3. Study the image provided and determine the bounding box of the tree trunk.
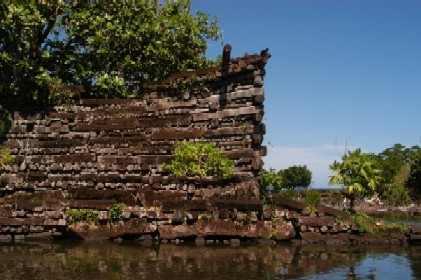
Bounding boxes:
[350,197,355,213]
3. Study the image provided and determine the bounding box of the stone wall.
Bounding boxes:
[0,46,270,240]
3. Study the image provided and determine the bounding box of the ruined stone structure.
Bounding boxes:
[0,46,272,241]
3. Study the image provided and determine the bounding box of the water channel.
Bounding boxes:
[1,241,421,280]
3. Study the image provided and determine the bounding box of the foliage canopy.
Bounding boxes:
[261,165,312,198]
[376,144,420,186]
[407,151,421,200]
[280,165,312,189]
[0,0,221,109]
[375,143,420,203]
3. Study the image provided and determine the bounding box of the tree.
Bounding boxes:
[407,151,421,200]
[375,143,420,204]
[163,141,233,179]
[377,143,420,185]
[329,149,382,211]
[280,165,312,189]
[0,0,221,109]
[58,0,221,97]
[381,162,412,205]
[0,2,63,108]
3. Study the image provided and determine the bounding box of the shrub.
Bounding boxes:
[0,146,13,167]
[305,189,321,209]
[328,189,342,199]
[66,208,99,224]
[163,141,233,179]
[108,203,125,221]
[353,212,377,233]
[351,211,408,233]
[261,168,283,197]
[381,183,411,206]
[281,189,299,199]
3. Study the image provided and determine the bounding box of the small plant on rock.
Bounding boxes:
[352,211,377,233]
[66,208,99,225]
[108,203,125,222]
[328,189,342,199]
[198,212,211,220]
[281,189,299,200]
[261,168,283,198]
[350,211,408,234]
[163,141,233,179]
[0,146,13,167]
[304,189,321,211]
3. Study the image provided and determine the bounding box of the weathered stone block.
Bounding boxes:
[211,199,262,211]
[298,217,335,227]
[272,196,306,211]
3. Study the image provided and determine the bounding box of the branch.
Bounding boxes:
[31,13,57,59]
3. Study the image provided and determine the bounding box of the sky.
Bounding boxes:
[192,0,421,188]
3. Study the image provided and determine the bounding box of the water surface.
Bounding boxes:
[1,242,421,280]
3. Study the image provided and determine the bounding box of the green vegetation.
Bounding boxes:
[0,0,221,109]
[66,204,126,225]
[281,189,300,199]
[329,149,382,211]
[107,203,125,222]
[261,165,312,198]
[280,165,312,189]
[328,189,342,199]
[351,211,408,234]
[381,183,411,206]
[0,146,13,167]
[0,106,11,135]
[304,189,321,211]
[198,212,211,220]
[163,141,233,179]
[261,168,283,197]
[262,143,420,206]
[66,208,99,225]
[376,144,420,203]
[328,144,420,205]
[407,151,421,200]
[334,214,351,229]
[352,211,378,233]
[376,144,420,185]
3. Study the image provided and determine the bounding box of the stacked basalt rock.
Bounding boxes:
[0,46,270,241]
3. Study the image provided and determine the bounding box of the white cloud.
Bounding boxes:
[263,145,344,188]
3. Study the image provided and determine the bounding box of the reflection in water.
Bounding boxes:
[0,242,419,280]
[410,247,421,280]
[373,212,421,228]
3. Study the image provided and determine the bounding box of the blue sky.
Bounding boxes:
[192,0,421,188]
